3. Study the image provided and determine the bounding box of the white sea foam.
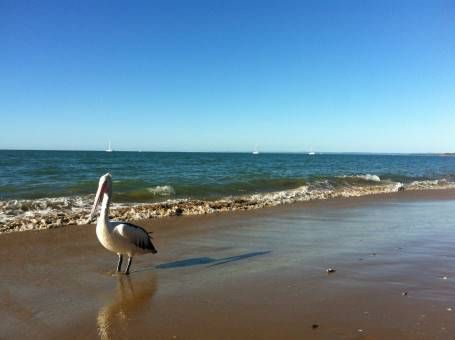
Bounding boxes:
[340,174,381,182]
[406,179,455,190]
[1,179,455,233]
[357,174,381,182]
[146,185,175,196]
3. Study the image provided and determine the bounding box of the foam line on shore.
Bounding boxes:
[2,179,455,233]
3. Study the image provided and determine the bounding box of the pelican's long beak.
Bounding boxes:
[89,181,107,223]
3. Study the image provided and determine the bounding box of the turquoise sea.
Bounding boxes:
[2,150,455,231]
[2,150,455,202]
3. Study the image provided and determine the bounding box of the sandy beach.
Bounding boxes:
[2,190,455,339]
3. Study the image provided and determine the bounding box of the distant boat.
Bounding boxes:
[252,145,259,155]
[308,151,315,155]
[106,141,113,152]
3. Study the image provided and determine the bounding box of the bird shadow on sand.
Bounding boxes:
[155,251,271,270]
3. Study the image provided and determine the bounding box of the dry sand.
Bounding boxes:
[2,190,455,339]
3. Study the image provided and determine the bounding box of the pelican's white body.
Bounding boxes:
[96,218,151,257]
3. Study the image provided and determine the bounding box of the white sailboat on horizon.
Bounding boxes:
[252,145,259,155]
[106,140,113,152]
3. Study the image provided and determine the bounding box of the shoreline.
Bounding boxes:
[2,189,455,338]
[2,185,455,234]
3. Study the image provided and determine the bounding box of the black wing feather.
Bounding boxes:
[121,222,157,252]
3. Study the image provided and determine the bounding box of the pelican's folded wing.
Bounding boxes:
[112,222,156,252]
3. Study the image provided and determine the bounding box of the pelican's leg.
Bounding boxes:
[116,254,123,272]
[124,256,133,275]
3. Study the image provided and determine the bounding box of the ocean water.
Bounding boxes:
[2,150,455,232]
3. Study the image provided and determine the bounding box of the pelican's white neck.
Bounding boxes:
[99,192,111,225]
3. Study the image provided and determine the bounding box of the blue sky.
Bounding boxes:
[1,0,454,152]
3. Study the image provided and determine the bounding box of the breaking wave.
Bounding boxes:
[2,176,455,233]
[348,174,381,182]
[147,185,175,196]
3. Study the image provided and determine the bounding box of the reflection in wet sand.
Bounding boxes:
[97,273,157,339]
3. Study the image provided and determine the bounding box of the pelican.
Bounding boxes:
[89,173,157,274]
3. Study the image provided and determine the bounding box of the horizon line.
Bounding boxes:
[0,148,453,156]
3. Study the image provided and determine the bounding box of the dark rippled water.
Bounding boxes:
[1,150,455,202]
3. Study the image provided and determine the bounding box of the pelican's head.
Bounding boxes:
[89,173,113,222]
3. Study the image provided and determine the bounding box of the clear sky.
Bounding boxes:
[1,0,454,153]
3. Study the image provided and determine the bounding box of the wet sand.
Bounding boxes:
[2,190,455,339]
